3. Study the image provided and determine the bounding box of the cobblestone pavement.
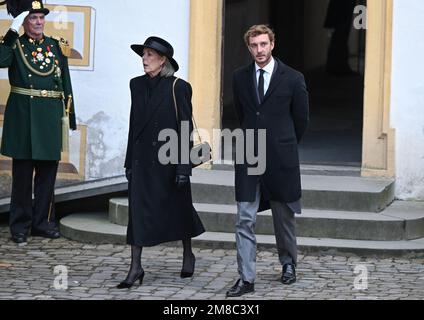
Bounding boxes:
[0,225,424,300]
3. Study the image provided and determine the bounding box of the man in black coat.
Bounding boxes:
[226,25,309,298]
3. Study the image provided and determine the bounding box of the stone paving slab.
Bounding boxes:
[1,225,424,300]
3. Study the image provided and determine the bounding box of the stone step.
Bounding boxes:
[0,168,395,215]
[212,163,362,177]
[59,212,424,257]
[109,198,424,241]
[190,169,394,212]
[0,176,128,214]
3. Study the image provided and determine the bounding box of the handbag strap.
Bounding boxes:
[172,77,203,143]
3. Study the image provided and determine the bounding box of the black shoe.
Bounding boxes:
[31,229,60,239]
[180,253,196,278]
[11,233,27,245]
[117,270,145,289]
[226,279,254,298]
[281,263,297,285]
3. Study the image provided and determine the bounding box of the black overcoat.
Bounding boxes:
[124,75,205,247]
[232,58,309,211]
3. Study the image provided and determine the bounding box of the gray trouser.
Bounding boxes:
[236,182,297,283]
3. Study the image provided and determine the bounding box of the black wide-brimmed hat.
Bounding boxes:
[0,0,49,18]
[131,36,179,72]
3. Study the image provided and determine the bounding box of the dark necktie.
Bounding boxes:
[258,69,265,103]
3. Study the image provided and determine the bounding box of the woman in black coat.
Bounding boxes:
[117,37,205,289]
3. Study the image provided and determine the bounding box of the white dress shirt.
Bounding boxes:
[255,57,275,95]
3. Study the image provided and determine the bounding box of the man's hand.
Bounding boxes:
[175,175,189,189]
[125,168,132,181]
[10,11,30,33]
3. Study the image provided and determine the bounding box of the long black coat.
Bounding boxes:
[232,58,309,210]
[124,75,205,247]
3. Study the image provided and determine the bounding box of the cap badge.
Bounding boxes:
[32,1,42,10]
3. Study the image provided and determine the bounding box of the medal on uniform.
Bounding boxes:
[55,65,62,78]
[30,45,55,70]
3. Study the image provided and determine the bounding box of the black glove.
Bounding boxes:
[125,168,132,181]
[175,175,189,189]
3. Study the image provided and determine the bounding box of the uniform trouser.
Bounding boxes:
[236,181,297,283]
[9,159,59,235]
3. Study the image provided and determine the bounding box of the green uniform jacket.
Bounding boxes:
[0,29,76,161]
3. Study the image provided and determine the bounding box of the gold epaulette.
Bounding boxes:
[53,37,71,57]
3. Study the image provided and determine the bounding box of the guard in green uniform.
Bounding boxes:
[0,0,76,244]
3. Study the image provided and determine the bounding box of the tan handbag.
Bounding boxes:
[172,78,212,168]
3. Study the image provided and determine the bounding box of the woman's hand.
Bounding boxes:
[175,175,189,188]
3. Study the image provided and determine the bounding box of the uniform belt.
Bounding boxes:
[10,86,64,99]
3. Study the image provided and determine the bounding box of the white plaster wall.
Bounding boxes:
[45,0,190,179]
[391,0,424,200]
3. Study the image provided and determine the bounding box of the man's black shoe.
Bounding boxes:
[31,229,60,239]
[281,263,297,285]
[11,233,27,245]
[226,279,254,298]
